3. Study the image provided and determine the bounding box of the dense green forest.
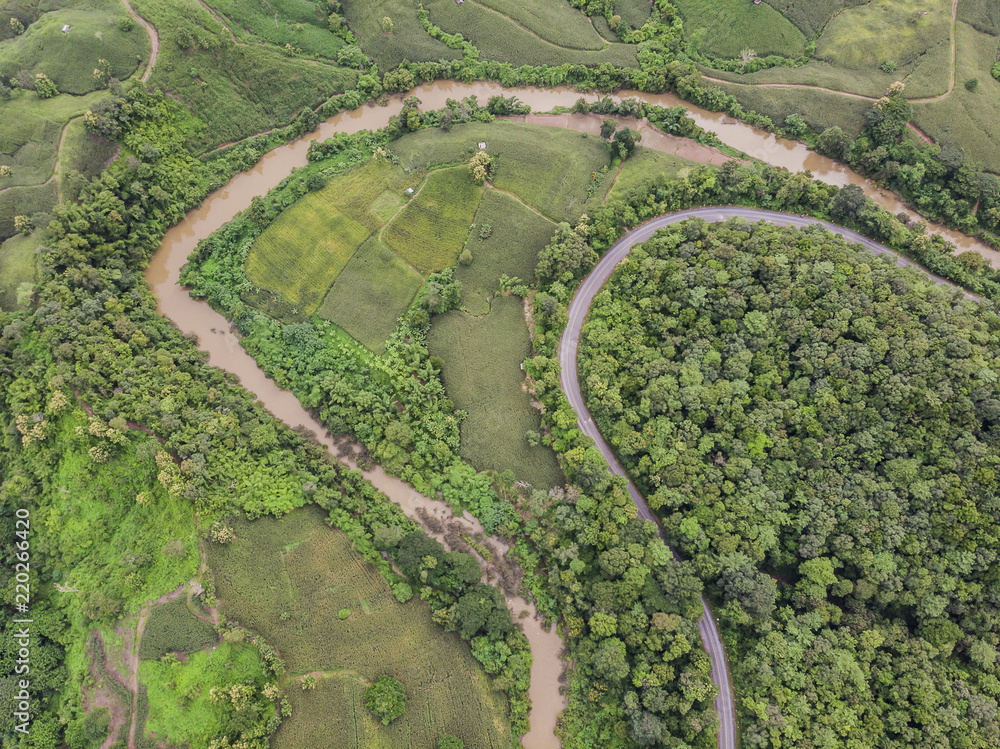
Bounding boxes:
[577,218,1000,747]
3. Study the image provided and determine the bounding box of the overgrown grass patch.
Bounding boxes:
[912,23,1000,173]
[341,0,460,70]
[0,227,38,310]
[958,0,999,35]
[429,297,563,490]
[59,116,117,203]
[246,190,371,315]
[613,0,653,32]
[471,0,607,51]
[206,508,513,749]
[675,0,806,58]
[0,178,58,240]
[317,236,423,354]
[204,0,346,58]
[762,0,854,37]
[457,189,555,315]
[0,0,149,94]
[607,149,707,203]
[424,0,639,68]
[139,598,218,660]
[382,166,482,275]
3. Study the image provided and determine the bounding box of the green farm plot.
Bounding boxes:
[0,232,38,310]
[246,189,372,315]
[429,297,563,490]
[815,0,951,72]
[424,0,639,68]
[0,2,149,95]
[761,0,857,37]
[613,0,652,32]
[133,0,358,150]
[324,158,421,232]
[58,116,117,203]
[206,508,513,749]
[912,23,1000,173]
[318,236,423,354]
[469,0,607,51]
[457,189,555,316]
[958,0,999,34]
[204,0,346,58]
[675,0,806,58]
[607,148,708,203]
[382,167,483,275]
[341,0,461,70]
[0,178,57,241]
[138,597,218,660]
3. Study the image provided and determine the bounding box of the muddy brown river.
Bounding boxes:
[146,81,998,749]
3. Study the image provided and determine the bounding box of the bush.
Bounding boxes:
[438,736,465,749]
[34,74,58,99]
[364,675,406,725]
[964,78,979,91]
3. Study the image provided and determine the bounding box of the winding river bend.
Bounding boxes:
[147,82,993,749]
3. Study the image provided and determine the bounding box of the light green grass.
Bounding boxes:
[471,0,607,51]
[323,158,422,232]
[382,166,483,275]
[675,0,806,59]
[317,236,424,354]
[133,0,358,150]
[816,0,951,71]
[139,643,272,747]
[912,23,1000,173]
[207,508,513,749]
[457,189,555,316]
[204,0,346,58]
[0,3,149,94]
[247,190,372,315]
[138,597,218,660]
[0,231,38,310]
[424,0,639,68]
[59,115,117,202]
[341,0,461,70]
[958,0,999,34]
[761,0,856,37]
[429,297,563,490]
[392,123,614,224]
[614,0,652,32]
[0,178,58,240]
[607,148,709,202]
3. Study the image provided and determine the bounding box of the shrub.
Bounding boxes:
[438,736,465,749]
[964,78,979,91]
[380,16,394,33]
[34,74,58,99]
[14,215,33,234]
[364,675,406,725]
[337,608,351,619]
[881,60,897,73]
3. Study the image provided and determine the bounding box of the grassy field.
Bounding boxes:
[133,0,357,150]
[58,116,117,203]
[424,0,639,68]
[912,23,1000,173]
[206,508,514,749]
[607,149,710,202]
[613,0,652,32]
[958,0,1000,34]
[470,0,607,51]
[324,158,422,233]
[761,0,857,37]
[204,0,346,59]
[318,236,424,354]
[382,166,483,275]
[393,123,614,224]
[0,178,57,241]
[429,297,562,490]
[0,231,38,310]
[341,0,461,70]
[138,597,218,660]
[457,189,555,316]
[246,188,372,315]
[0,0,149,95]
[675,0,806,58]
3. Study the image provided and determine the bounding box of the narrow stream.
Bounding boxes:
[146,81,997,749]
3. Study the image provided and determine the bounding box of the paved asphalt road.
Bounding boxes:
[557,206,979,749]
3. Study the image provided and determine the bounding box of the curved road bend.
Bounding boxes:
[558,206,981,749]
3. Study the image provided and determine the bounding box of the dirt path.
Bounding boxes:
[701,0,960,105]
[908,121,935,144]
[484,181,557,223]
[83,633,130,749]
[118,0,159,83]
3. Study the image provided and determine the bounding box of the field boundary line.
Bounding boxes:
[377,172,430,270]
[483,182,558,224]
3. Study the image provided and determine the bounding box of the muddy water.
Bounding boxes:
[147,80,998,749]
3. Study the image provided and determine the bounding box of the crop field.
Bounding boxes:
[674,0,806,58]
[133,0,357,150]
[324,158,421,233]
[911,23,1000,173]
[139,643,271,747]
[607,149,707,203]
[424,0,639,68]
[0,178,57,241]
[341,0,461,70]
[138,598,218,660]
[613,0,652,32]
[206,507,513,749]
[382,167,483,275]
[204,0,346,59]
[958,0,999,34]
[59,116,117,203]
[762,0,856,37]
[246,189,372,315]
[318,236,423,354]
[429,297,563,490]
[469,0,606,51]
[0,232,38,310]
[0,0,149,95]
[457,190,555,316]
